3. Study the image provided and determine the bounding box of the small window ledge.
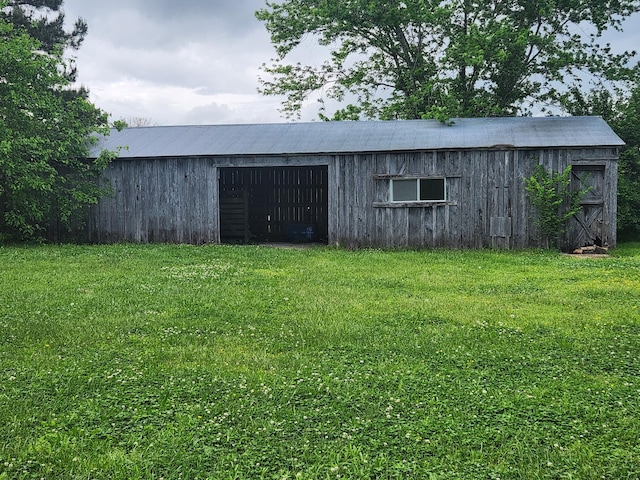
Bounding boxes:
[373,201,458,208]
[373,174,462,179]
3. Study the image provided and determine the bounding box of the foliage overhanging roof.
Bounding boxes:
[91,116,624,159]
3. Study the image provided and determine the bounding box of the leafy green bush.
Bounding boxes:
[524,164,589,249]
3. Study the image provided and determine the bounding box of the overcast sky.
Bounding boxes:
[62,1,640,126]
[61,0,296,125]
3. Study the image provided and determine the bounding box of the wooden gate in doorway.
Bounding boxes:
[219,166,328,243]
[569,165,605,248]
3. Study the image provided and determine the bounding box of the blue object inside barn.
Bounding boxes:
[285,223,315,243]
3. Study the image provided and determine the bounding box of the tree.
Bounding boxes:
[562,86,640,240]
[256,0,640,121]
[2,0,87,51]
[0,5,116,241]
[126,117,156,128]
[2,0,87,81]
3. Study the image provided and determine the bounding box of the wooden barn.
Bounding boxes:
[88,116,623,250]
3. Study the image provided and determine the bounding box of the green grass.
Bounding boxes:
[1,243,639,479]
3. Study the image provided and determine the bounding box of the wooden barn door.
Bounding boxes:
[219,166,328,243]
[569,165,606,248]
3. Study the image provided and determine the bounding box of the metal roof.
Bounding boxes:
[90,116,624,159]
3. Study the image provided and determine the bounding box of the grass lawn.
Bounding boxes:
[1,243,639,479]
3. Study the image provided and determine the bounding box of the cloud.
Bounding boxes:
[180,102,236,125]
[181,98,288,125]
[67,1,265,49]
[61,0,640,125]
[62,0,286,125]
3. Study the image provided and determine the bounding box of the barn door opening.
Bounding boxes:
[569,165,605,248]
[219,166,328,244]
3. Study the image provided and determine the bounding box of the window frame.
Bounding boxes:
[390,177,447,203]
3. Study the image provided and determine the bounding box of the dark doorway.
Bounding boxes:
[219,166,328,243]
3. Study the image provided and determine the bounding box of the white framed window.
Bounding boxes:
[391,178,446,202]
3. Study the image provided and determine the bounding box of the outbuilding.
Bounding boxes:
[88,116,623,250]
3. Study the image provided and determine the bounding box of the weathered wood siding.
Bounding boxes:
[89,155,330,244]
[328,147,618,250]
[89,147,617,249]
[90,157,218,244]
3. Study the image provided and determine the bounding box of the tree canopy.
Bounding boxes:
[256,0,640,120]
[2,0,86,52]
[0,1,116,241]
[2,0,87,82]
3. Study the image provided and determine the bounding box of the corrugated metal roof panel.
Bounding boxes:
[90,116,624,159]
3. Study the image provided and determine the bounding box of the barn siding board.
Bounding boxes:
[115,162,127,241]
[350,155,362,248]
[199,159,211,243]
[457,151,470,247]
[159,158,171,242]
[181,160,190,242]
[124,163,135,241]
[449,197,461,248]
[186,160,196,242]
[350,154,364,247]
[607,160,618,247]
[128,159,138,241]
[466,152,478,248]
[106,165,118,242]
[407,208,421,246]
[161,158,171,242]
[338,155,350,247]
[172,160,182,240]
[360,154,374,245]
[139,160,148,241]
[153,158,164,242]
[357,155,369,247]
[392,208,407,248]
[327,160,338,245]
[474,151,487,248]
[107,166,118,241]
[177,160,186,242]
[510,152,522,247]
[107,163,119,242]
[189,159,199,242]
[206,162,216,243]
[444,205,452,246]
[469,152,478,247]
[348,155,358,248]
[431,205,440,247]
[333,156,343,246]
[140,160,150,242]
[522,150,536,247]
[135,160,144,242]
[487,151,499,241]
[163,159,176,242]
[168,158,180,242]
[153,160,165,242]
[185,159,197,243]
[437,204,448,247]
